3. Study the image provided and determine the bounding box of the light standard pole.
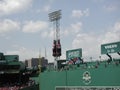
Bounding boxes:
[48,10,62,69]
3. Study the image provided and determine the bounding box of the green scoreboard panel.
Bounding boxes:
[101,41,120,54]
[66,48,82,60]
[66,48,82,64]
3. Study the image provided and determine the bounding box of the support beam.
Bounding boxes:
[117,52,120,55]
[106,53,112,63]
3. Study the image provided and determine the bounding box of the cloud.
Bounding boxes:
[101,22,120,43]
[0,0,33,16]
[41,30,54,38]
[72,21,120,60]
[6,47,39,61]
[114,22,120,31]
[71,22,83,33]
[22,21,48,33]
[5,46,54,62]
[61,22,83,36]
[41,31,48,38]
[72,8,89,18]
[43,5,51,12]
[92,0,104,2]
[104,6,117,12]
[36,5,51,13]
[0,19,49,34]
[0,19,20,34]
[41,22,82,38]
[72,33,100,59]
[103,2,120,12]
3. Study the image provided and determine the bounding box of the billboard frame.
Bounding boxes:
[101,41,120,54]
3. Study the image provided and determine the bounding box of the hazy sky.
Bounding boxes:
[0,0,120,62]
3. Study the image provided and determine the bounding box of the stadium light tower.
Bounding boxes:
[48,10,62,69]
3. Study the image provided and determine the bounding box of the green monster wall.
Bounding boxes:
[40,60,120,90]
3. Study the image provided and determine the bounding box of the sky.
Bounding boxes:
[0,0,120,62]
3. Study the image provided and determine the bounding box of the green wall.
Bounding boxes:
[40,71,66,90]
[40,62,120,90]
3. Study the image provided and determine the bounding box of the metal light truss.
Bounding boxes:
[48,10,61,22]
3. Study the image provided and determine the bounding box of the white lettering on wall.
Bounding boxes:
[105,44,117,49]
